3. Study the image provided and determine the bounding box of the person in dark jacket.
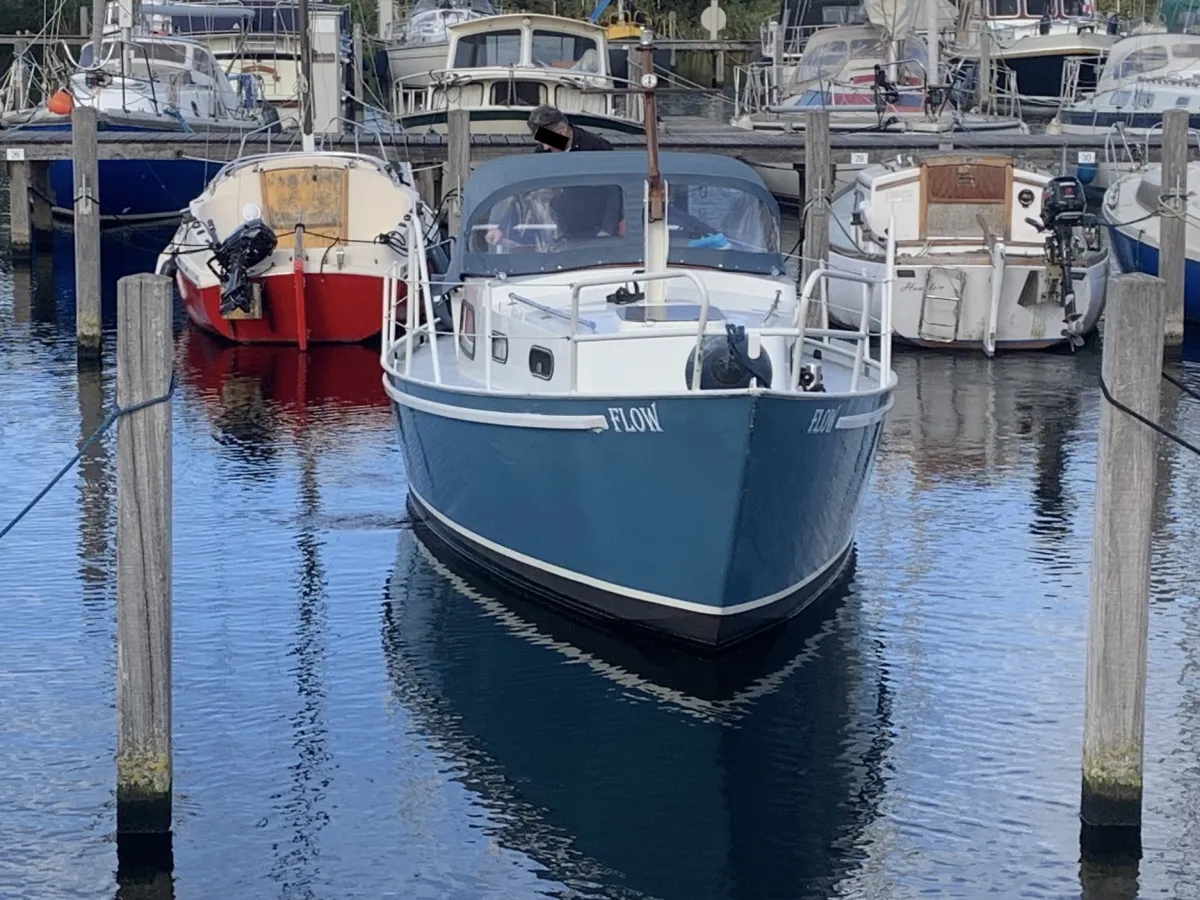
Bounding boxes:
[484,106,618,247]
[526,104,614,152]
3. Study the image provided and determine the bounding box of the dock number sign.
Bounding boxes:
[1077,151,1096,164]
[850,153,868,166]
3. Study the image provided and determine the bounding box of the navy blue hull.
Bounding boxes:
[1109,226,1200,323]
[390,376,889,647]
[1002,54,1104,103]
[21,120,223,220]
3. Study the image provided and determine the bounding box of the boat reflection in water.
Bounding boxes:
[382,522,894,900]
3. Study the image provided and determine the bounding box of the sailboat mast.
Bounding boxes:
[299,0,315,150]
[90,0,105,59]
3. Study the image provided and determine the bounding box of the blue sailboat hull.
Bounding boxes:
[23,120,223,221]
[1108,226,1200,323]
[387,375,890,648]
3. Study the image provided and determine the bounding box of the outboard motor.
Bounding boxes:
[1025,176,1097,350]
[210,219,277,316]
[684,324,773,390]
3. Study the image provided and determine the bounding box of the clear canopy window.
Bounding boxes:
[1111,46,1169,79]
[792,35,925,86]
[531,31,600,72]
[80,40,193,77]
[469,184,627,254]
[666,184,781,254]
[454,30,523,67]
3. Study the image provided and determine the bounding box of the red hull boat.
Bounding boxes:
[159,151,428,349]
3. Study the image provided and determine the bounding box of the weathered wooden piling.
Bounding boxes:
[9,158,34,250]
[115,274,174,847]
[73,104,102,359]
[1159,108,1188,346]
[9,158,54,249]
[1081,273,1166,847]
[802,109,832,299]
[446,109,471,234]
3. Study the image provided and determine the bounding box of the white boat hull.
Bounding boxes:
[826,251,1108,351]
[387,42,449,88]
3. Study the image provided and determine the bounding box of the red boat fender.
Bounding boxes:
[293,225,308,351]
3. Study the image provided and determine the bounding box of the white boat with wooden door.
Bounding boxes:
[393,13,643,135]
[385,0,499,89]
[827,154,1108,354]
[156,150,435,348]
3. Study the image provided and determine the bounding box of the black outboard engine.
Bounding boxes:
[1025,176,1097,350]
[684,324,773,390]
[209,219,277,315]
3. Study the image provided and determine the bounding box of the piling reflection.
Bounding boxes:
[381,523,893,900]
[75,363,112,627]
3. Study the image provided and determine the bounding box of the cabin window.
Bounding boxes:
[459,300,477,359]
[1024,0,1053,18]
[529,346,554,380]
[1177,96,1192,107]
[492,80,542,106]
[454,29,523,68]
[1112,88,1132,107]
[666,184,781,254]
[987,0,1021,16]
[491,331,508,363]
[1173,42,1200,59]
[531,31,599,73]
[467,184,626,253]
[1112,47,1168,79]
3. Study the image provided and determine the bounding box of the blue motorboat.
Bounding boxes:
[1103,161,1200,323]
[1,33,277,222]
[380,89,897,646]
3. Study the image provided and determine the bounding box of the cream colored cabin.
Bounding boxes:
[393,13,643,133]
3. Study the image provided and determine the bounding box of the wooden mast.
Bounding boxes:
[640,28,668,320]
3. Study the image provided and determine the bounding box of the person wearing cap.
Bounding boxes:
[526,104,614,152]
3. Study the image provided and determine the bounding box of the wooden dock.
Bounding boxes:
[1,124,1196,167]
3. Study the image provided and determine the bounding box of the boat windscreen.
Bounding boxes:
[454,29,523,67]
[458,174,785,278]
[531,31,600,72]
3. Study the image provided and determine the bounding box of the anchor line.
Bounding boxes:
[0,374,178,542]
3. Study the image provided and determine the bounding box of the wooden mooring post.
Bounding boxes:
[8,158,52,251]
[1081,273,1166,855]
[73,104,102,360]
[446,109,471,235]
[1159,108,1188,346]
[115,274,174,862]
[802,109,831,325]
[352,22,364,123]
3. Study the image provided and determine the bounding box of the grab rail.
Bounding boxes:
[567,270,711,393]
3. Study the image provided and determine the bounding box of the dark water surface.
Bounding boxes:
[3,206,1200,900]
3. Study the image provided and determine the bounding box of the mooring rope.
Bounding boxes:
[0,373,178,542]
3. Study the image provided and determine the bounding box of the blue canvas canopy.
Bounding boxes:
[444,151,787,289]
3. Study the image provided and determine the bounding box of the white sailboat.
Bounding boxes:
[733,0,1027,201]
[384,0,498,89]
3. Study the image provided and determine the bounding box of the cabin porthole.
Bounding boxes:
[492,331,508,364]
[459,301,476,360]
[529,346,554,380]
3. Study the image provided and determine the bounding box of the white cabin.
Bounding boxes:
[395,13,642,133]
